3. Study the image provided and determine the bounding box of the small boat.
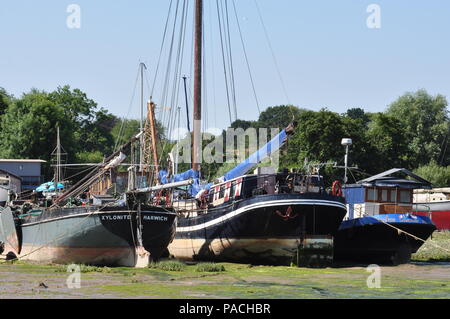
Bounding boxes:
[413,188,450,230]
[334,168,437,265]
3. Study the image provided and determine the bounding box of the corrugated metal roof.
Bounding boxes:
[356,168,432,189]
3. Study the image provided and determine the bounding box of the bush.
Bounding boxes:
[148,260,186,272]
[195,263,226,272]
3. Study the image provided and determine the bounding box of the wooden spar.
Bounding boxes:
[192,0,203,171]
[53,132,143,206]
[146,100,159,184]
[133,179,194,194]
[139,63,147,172]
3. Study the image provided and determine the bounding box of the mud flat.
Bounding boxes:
[1,232,449,299]
[0,260,448,299]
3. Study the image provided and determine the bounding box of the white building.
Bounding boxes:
[0,169,22,206]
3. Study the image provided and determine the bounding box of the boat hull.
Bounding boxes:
[168,193,347,265]
[14,205,176,267]
[0,186,9,207]
[334,214,436,265]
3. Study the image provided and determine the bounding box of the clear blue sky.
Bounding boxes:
[1,0,449,133]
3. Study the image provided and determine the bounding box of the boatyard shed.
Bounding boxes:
[0,169,22,193]
[0,159,46,191]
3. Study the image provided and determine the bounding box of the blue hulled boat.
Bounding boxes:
[334,168,437,265]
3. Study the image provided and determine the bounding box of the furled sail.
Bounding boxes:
[159,169,202,196]
[221,128,288,182]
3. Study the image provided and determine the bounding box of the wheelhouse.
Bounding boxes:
[343,168,432,220]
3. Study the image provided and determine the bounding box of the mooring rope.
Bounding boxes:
[378,218,450,254]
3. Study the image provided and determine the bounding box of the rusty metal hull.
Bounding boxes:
[12,205,176,267]
[168,193,347,265]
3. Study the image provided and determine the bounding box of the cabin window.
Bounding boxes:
[381,189,388,202]
[219,185,226,198]
[230,183,235,198]
[390,190,397,203]
[400,190,411,203]
[367,188,377,201]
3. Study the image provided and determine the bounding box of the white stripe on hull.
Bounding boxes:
[176,199,346,232]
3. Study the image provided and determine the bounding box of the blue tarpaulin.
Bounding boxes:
[223,129,287,181]
[159,169,205,196]
[159,128,288,196]
[36,182,65,192]
[339,214,434,231]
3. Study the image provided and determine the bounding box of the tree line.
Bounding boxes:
[0,86,449,187]
[236,89,449,186]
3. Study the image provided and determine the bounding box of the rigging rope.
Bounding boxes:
[151,0,175,98]
[231,0,261,115]
[378,219,450,255]
[253,0,293,120]
[216,0,234,125]
[224,0,238,122]
[114,64,141,152]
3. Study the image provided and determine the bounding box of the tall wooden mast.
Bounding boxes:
[192,0,203,171]
[139,62,147,172]
[143,100,159,185]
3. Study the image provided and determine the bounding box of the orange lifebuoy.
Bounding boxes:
[332,180,343,197]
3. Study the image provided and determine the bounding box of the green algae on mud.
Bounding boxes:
[412,231,450,262]
[0,260,449,299]
[2,230,449,299]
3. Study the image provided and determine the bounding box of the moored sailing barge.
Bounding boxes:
[0,132,177,267]
[168,169,347,266]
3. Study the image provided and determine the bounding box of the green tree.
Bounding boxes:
[48,85,118,160]
[257,105,303,129]
[230,119,257,131]
[0,87,13,117]
[386,89,449,167]
[111,119,141,149]
[414,161,450,188]
[365,113,410,172]
[0,89,71,177]
[345,107,371,126]
[0,86,118,180]
[281,109,347,168]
